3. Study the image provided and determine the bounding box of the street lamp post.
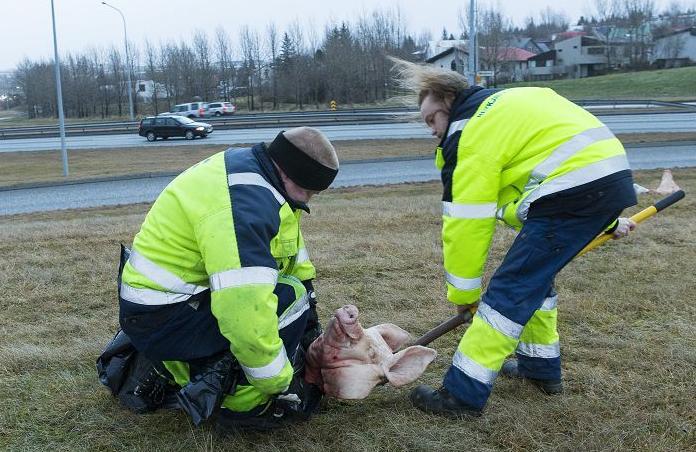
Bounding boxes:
[467,0,478,86]
[50,0,69,177]
[102,1,134,121]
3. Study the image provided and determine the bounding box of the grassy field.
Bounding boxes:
[0,139,436,188]
[2,133,696,188]
[504,66,696,100]
[0,168,694,451]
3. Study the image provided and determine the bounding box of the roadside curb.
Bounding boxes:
[0,171,180,192]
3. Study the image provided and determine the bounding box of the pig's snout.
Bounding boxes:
[335,305,359,325]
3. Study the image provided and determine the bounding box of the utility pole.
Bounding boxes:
[467,0,478,86]
[102,1,135,121]
[50,0,69,177]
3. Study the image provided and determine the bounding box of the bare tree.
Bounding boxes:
[592,0,623,70]
[288,20,307,109]
[621,0,656,67]
[478,6,510,86]
[13,4,434,118]
[108,46,125,116]
[266,22,279,109]
[144,39,160,114]
[239,25,260,110]
[193,30,215,100]
[214,28,232,102]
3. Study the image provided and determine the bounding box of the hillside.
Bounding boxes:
[503,66,696,100]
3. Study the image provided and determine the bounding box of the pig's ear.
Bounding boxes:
[383,346,437,387]
[372,323,411,351]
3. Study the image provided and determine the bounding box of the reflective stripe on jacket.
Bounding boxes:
[436,87,630,305]
[121,145,316,395]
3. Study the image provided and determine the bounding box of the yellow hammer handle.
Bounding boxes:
[578,190,685,256]
[577,206,657,256]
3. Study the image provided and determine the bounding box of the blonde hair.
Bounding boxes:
[390,57,469,106]
[284,127,339,170]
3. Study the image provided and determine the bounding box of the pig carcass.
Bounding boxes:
[305,305,437,399]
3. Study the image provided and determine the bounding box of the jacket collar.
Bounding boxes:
[437,86,486,148]
[252,143,310,213]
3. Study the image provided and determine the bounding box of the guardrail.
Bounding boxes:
[1,101,694,140]
[573,99,696,110]
[0,108,417,140]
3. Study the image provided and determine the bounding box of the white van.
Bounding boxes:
[162,102,209,119]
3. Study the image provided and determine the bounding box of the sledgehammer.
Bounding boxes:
[413,190,686,347]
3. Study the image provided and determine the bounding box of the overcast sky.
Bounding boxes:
[1,0,678,71]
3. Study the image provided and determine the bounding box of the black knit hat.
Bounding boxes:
[267,131,338,191]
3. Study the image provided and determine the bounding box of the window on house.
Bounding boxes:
[138,83,146,92]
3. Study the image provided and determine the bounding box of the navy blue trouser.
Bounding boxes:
[120,280,308,364]
[444,209,622,409]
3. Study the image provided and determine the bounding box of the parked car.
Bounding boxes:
[138,115,213,141]
[161,102,209,118]
[207,101,236,116]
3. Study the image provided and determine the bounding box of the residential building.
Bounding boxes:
[652,27,696,68]
[510,37,550,54]
[0,71,19,95]
[527,50,560,80]
[495,47,536,82]
[554,35,608,78]
[135,79,168,102]
[425,46,470,76]
[422,40,469,60]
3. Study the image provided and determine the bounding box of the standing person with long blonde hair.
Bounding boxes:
[392,58,636,417]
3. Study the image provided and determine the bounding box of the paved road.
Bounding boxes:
[2,143,694,216]
[1,113,695,153]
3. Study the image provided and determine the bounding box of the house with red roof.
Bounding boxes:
[496,47,537,82]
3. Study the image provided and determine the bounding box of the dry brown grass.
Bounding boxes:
[0,139,437,188]
[0,169,694,451]
[2,133,696,188]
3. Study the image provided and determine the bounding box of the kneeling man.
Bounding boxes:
[115,127,338,431]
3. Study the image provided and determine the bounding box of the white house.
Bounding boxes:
[652,27,696,68]
[135,79,168,102]
[422,40,469,60]
[425,46,470,76]
[554,35,608,78]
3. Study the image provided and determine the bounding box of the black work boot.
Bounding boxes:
[500,359,563,395]
[118,356,178,413]
[215,402,290,434]
[410,385,482,418]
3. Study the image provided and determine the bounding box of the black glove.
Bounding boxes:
[273,341,322,421]
[274,374,322,421]
[301,280,322,350]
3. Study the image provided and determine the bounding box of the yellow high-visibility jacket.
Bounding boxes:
[435,87,631,305]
